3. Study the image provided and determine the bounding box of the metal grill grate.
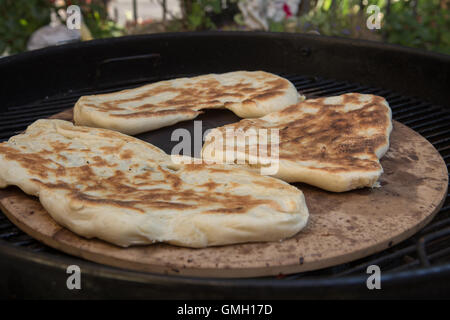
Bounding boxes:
[0,74,449,278]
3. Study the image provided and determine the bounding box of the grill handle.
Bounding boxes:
[94,53,162,88]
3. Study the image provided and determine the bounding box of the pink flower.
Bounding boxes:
[283,3,292,18]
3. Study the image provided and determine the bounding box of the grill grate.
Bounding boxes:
[0,74,449,278]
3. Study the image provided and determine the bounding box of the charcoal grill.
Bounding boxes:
[0,32,449,299]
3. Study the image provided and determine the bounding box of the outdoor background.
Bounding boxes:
[0,0,449,56]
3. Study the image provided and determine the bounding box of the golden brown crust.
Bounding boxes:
[80,72,291,116]
[74,71,302,135]
[0,120,309,247]
[203,93,392,185]
[0,121,293,215]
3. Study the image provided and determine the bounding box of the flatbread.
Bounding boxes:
[74,71,302,135]
[202,93,392,192]
[0,119,308,248]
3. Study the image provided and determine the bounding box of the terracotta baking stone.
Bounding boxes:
[0,109,447,278]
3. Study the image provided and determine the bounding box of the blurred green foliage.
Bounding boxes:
[0,0,123,55]
[0,0,448,56]
[293,1,361,36]
[185,0,222,30]
[267,0,449,55]
[181,0,238,30]
[65,0,123,39]
[0,0,54,55]
[384,0,449,54]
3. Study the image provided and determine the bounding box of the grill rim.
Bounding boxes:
[2,31,450,65]
[0,32,449,297]
[2,239,450,297]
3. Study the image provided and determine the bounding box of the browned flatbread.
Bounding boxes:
[74,71,302,135]
[202,93,393,192]
[0,119,309,248]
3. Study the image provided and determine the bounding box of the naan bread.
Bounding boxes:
[74,71,302,135]
[202,93,392,192]
[0,119,308,248]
